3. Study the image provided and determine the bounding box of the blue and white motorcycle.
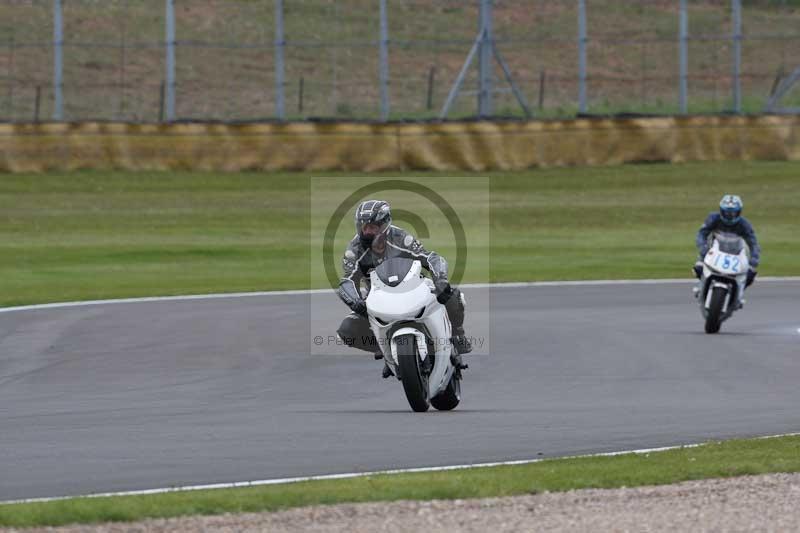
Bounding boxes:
[366,257,462,412]
[694,232,750,334]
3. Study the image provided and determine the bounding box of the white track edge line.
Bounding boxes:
[1,277,798,315]
[3,431,798,506]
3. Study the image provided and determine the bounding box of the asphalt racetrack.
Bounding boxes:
[1,281,799,501]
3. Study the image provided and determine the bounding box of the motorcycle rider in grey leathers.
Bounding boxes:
[336,200,471,378]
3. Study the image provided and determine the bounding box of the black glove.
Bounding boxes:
[746,269,757,288]
[351,299,367,316]
[338,281,367,316]
[434,279,453,304]
[693,261,703,280]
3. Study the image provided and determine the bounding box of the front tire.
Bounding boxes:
[396,334,429,412]
[431,370,461,411]
[704,285,727,334]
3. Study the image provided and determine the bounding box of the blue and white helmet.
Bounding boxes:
[719,194,743,226]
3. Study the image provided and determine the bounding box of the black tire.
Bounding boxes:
[396,334,429,412]
[704,285,727,334]
[431,371,461,411]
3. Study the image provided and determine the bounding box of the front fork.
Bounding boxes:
[696,277,741,317]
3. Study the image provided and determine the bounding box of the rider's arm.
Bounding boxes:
[337,243,368,313]
[741,219,761,268]
[695,213,718,255]
[387,231,454,303]
[387,233,449,282]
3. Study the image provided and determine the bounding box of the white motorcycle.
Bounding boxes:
[366,257,462,412]
[694,232,750,334]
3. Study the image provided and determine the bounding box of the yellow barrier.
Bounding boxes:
[1,116,799,173]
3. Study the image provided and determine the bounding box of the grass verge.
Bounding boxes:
[1,434,799,528]
[1,161,799,307]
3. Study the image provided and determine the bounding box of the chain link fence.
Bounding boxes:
[1,0,799,122]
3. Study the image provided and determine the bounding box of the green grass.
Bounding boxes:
[489,161,800,282]
[1,161,799,307]
[1,434,799,528]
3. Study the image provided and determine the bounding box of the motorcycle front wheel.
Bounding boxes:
[704,285,727,334]
[396,334,430,412]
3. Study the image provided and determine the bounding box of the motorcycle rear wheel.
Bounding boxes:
[431,370,461,411]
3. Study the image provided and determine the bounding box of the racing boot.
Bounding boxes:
[450,327,471,370]
[450,352,468,371]
[444,288,471,360]
[452,327,472,356]
[375,348,395,379]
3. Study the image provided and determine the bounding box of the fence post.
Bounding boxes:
[538,70,546,111]
[159,81,165,122]
[52,0,63,121]
[378,0,390,121]
[577,0,587,114]
[731,0,742,114]
[298,77,304,114]
[274,0,286,120]
[426,67,435,111]
[165,0,176,121]
[7,36,14,120]
[679,0,688,114]
[34,86,42,122]
[478,0,493,117]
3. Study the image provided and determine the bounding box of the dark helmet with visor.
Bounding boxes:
[355,200,392,247]
[719,194,743,226]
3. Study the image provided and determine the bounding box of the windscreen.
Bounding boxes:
[374,257,414,287]
[715,232,745,255]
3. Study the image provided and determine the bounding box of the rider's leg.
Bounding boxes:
[692,260,704,299]
[337,314,393,378]
[737,280,746,308]
[337,313,379,353]
[444,287,472,358]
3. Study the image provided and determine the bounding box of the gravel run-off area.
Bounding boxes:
[9,473,800,533]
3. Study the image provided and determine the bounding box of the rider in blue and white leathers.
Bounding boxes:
[694,194,760,294]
